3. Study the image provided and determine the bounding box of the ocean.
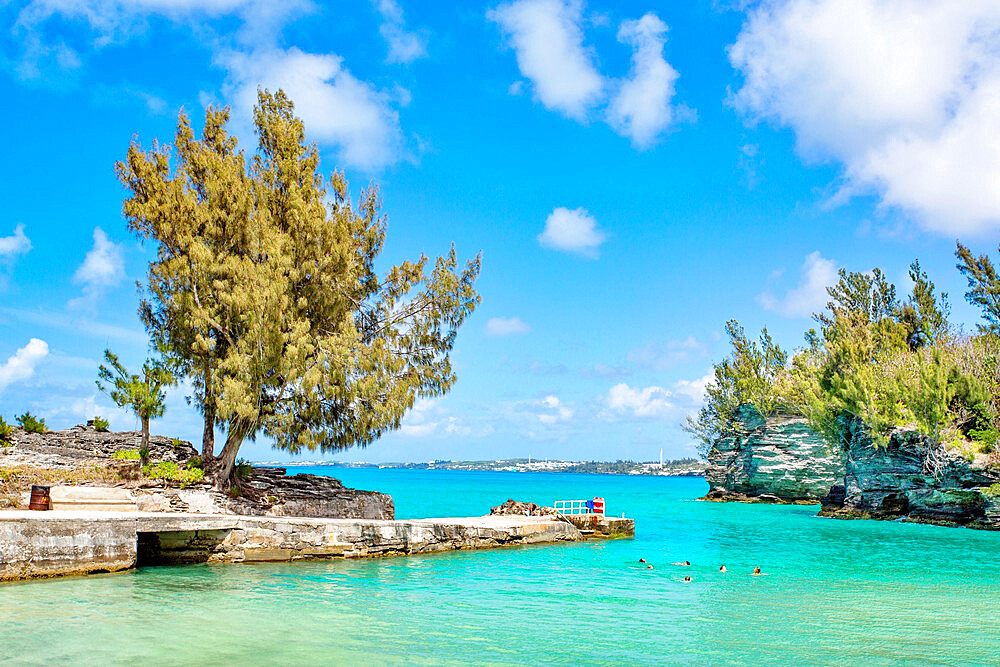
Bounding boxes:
[2,469,999,665]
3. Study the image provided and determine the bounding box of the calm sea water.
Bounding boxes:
[2,469,1000,665]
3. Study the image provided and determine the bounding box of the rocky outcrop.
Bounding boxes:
[819,419,1000,529]
[490,498,557,516]
[703,405,843,503]
[2,426,393,520]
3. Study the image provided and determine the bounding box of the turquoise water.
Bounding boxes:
[3,469,1000,665]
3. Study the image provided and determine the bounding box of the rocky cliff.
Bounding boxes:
[703,405,843,503]
[819,419,1000,529]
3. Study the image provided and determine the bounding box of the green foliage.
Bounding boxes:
[956,242,1000,334]
[96,350,176,437]
[92,416,110,432]
[16,412,46,434]
[0,416,13,447]
[683,320,787,454]
[142,461,205,488]
[234,459,253,481]
[983,483,1000,498]
[170,438,182,449]
[117,89,480,481]
[111,449,141,460]
[186,455,203,470]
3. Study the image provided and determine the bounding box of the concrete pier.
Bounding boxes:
[0,511,632,582]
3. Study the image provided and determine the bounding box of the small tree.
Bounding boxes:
[956,242,1000,334]
[96,350,176,462]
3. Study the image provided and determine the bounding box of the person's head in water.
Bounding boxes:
[639,558,646,563]
[684,576,692,582]
[719,565,727,572]
[684,561,690,566]
[752,566,762,575]
[646,564,654,569]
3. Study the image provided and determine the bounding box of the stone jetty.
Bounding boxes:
[0,510,634,582]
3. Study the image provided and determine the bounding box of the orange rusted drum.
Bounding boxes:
[29,485,50,511]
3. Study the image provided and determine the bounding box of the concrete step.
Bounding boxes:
[48,486,136,512]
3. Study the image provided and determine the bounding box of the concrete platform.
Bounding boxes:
[0,511,626,582]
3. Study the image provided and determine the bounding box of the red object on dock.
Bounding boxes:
[29,485,50,511]
[592,497,605,515]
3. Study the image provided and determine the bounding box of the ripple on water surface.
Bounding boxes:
[2,471,999,665]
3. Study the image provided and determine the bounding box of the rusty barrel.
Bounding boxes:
[29,485,50,511]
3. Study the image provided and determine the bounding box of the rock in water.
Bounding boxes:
[490,498,556,516]
[703,404,843,503]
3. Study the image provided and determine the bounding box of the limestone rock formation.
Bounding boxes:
[490,498,556,516]
[819,419,1000,528]
[703,405,843,503]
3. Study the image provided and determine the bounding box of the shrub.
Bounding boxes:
[143,460,205,488]
[171,437,183,449]
[187,455,203,470]
[983,483,1000,498]
[0,416,12,447]
[16,412,46,434]
[92,416,110,432]
[112,449,141,460]
[235,459,253,481]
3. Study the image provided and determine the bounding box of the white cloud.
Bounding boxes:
[220,47,405,171]
[485,316,531,336]
[607,12,679,149]
[536,395,573,424]
[489,0,603,120]
[626,336,707,371]
[757,251,837,318]
[70,227,124,308]
[0,223,32,258]
[0,338,49,392]
[603,383,673,418]
[375,0,427,64]
[730,0,1000,235]
[538,206,606,257]
[673,373,713,405]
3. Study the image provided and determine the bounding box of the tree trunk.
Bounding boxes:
[202,400,215,460]
[214,421,250,488]
[140,416,150,466]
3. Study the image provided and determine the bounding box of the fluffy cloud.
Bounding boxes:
[730,0,1000,235]
[537,395,573,424]
[757,251,837,318]
[0,338,49,392]
[673,373,713,405]
[485,316,531,336]
[374,0,427,64]
[219,47,405,171]
[603,383,673,418]
[607,13,679,148]
[0,223,32,258]
[537,206,606,257]
[489,0,603,120]
[70,227,123,308]
[626,336,707,371]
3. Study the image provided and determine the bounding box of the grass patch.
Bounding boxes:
[111,449,141,460]
[142,461,205,488]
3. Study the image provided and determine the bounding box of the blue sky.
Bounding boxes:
[1,0,999,463]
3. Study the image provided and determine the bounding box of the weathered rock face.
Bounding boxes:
[7,424,197,465]
[228,467,394,520]
[819,419,1000,529]
[703,405,844,503]
[489,498,557,516]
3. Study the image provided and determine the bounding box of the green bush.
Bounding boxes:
[92,416,110,432]
[983,483,1000,498]
[16,412,46,434]
[143,460,205,488]
[0,416,13,447]
[171,437,183,449]
[186,455,203,470]
[235,459,254,481]
[111,449,141,460]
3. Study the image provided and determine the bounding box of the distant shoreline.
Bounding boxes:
[254,458,707,477]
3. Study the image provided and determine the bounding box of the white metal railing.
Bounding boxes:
[553,499,604,516]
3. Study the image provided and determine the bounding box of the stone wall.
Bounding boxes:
[819,419,1000,529]
[703,405,844,503]
[0,513,586,581]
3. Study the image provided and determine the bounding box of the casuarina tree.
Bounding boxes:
[116,89,481,484]
[96,350,176,462]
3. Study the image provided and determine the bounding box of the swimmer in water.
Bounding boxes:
[639,558,646,563]
[671,560,691,566]
[684,576,692,583]
[718,565,727,572]
[646,564,654,569]
[751,566,763,575]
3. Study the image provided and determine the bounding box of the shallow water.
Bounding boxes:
[2,470,1000,665]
